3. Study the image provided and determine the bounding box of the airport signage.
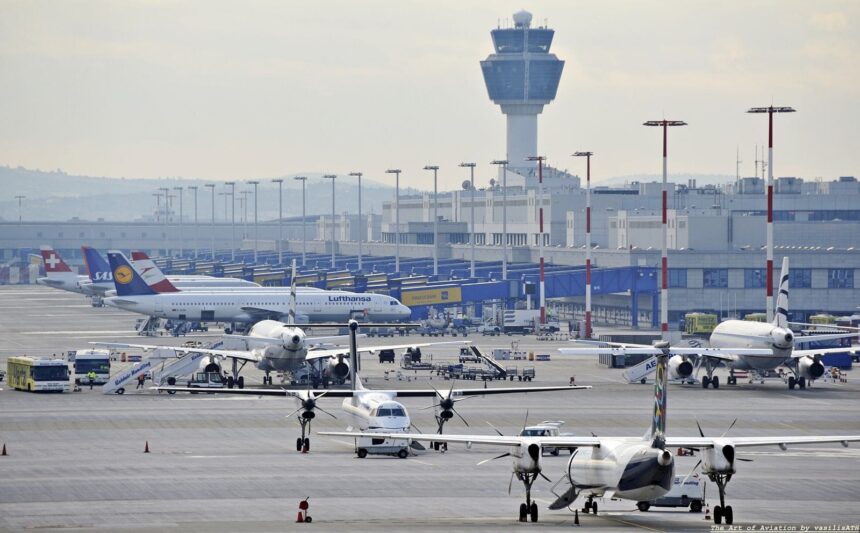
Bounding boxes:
[402,287,462,306]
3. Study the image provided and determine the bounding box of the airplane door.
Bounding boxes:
[201,310,215,321]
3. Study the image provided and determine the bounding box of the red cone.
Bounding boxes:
[144,441,150,453]
[1,443,6,456]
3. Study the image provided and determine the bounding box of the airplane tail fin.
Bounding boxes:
[773,257,789,328]
[130,251,180,293]
[81,246,112,283]
[39,245,73,274]
[649,350,669,449]
[106,251,157,296]
[286,259,297,325]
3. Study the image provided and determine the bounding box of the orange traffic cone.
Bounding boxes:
[144,441,150,453]
[574,509,579,525]
[704,504,711,520]
[296,510,305,523]
[1,443,6,456]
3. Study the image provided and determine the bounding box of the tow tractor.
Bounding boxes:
[187,371,226,390]
[638,475,705,513]
[354,430,412,459]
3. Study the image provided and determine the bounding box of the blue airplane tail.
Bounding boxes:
[81,246,113,283]
[106,251,156,296]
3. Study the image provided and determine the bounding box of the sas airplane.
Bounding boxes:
[322,344,860,525]
[156,319,591,454]
[560,258,858,390]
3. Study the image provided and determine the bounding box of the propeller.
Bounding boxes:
[696,419,753,463]
[422,381,476,433]
[478,452,511,466]
[285,389,337,419]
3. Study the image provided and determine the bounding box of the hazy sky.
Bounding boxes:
[1,1,857,190]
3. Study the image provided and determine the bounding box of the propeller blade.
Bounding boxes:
[522,409,529,432]
[453,409,470,427]
[696,420,705,438]
[410,423,425,434]
[420,403,443,411]
[429,384,443,400]
[508,472,515,495]
[452,395,479,404]
[736,457,753,462]
[485,421,504,437]
[315,390,330,401]
[679,460,702,485]
[477,452,510,466]
[316,407,338,419]
[720,418,738,438]
[286,407,304,419]
[539,472,553,483]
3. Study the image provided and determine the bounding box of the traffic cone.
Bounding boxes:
[704,504,711,520]
[1,443,6,456]
[296,510,305,523]
[144,441,150,453]
[574,509,579,525]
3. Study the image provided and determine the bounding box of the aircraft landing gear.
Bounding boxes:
[516,472,539,522]
[582,496,598,514]
[788,375,806,390]
[708,472,733,525]
[297,413,313,453]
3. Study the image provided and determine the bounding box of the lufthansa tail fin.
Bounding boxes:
[286,259,297,325]
[130,251,180,293]
[81,246,112,283]
[39,245,73,274]
[649,345,669,449]
[106,251,157,296]
[773,257,789,328]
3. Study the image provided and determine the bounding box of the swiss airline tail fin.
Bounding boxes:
[130,251,180,293]
[39,245,73,274]
[773,257,789,328]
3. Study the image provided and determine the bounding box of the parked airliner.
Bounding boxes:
[323,343,860,524]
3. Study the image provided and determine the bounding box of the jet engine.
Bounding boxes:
[667,355,693,380]
[657,449,674,467]
[326,355,350,380]
[771,327,794,350]
[199,355,222,374]
[797,355,825,380]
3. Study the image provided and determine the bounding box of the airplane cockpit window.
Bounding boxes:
[390,407,406,417]
[377,408,392,417]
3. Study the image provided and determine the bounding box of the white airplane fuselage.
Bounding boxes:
[242,320,309,373]
[569,439,675,502]
[105,290,411,324]
[710,320,792,371]
[341,392,411,432]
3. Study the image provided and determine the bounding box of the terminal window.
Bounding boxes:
[668,269,687,288]
[828,269,854,289]
[703,268,728,288]
[744,268,766,288]
[790,268,811,288]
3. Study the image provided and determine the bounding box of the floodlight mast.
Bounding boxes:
[526,156,546,325]
[747,106,796,322]
[643,119,687,341]
[349,172,364,271]
[293,177,308,266]
[459,163,477,279]
[271,178,284,265]
[423,165,440,276]
[323,175,337,268]
[573,151,594,339]
[385,169,402,274]
[491,159,509,280]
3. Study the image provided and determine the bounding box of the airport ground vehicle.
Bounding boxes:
[367,327,395,338]
[519,421,565,455]
[71,349,111,385]
[378,349,396,363]
[637,475,705,512]
[186,371,226,389]
[459,346,480,363]
[355,431,411,459]
[478,324,501,336]
[7,356,70,392]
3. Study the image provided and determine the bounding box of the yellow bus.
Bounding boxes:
[743,313,768,323]
[810,314,838,325]
[685,313,717,334]
[7,356,70,392]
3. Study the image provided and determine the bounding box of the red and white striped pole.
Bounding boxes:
[527,155,546,326]
[644,120,687,341]
[573,151,593,338]
[748,106,795,323]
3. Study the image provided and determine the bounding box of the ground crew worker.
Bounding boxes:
[86,370,97,390]
[136,373,146,390]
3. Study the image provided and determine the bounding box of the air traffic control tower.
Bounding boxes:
[481,10,564,170]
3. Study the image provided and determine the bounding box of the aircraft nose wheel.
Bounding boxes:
[516,472,540,522]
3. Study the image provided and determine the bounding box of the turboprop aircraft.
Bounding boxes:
[561,258,858,390]
[321,342,860,525]
[154,319,591,453]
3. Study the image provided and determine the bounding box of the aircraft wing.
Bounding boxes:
[89,342,261,363]
[319,431,603,448]
[304,340,470,362]
[38,278,65,286]
[665,435,860,449]
[791,347,859,359]
[391,384,590,398]
[794,333,859,344]
[153,386,355,397]
[558,346,769,361]
[240,306,284,319]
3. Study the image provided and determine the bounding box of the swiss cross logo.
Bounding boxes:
[45,254,60,269]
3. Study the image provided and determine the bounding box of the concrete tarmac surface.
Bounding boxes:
[1,286,859,532]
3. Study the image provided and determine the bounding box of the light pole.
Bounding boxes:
[748,105,796,322]
[349,172,364,271]
[159,187,170,256]
[423,165,439,276]
[248,180,259,263]
[527,155,546,325]
[152,193,162,223]
[644,119,687,340]
[294,176,308,266]
[173,186,184,256]
[188,186,198,259]
[573,151,594,339]
[323,174,337,268]
[225,181,236,261]
[272,178,284,265]
[491,159,509,280]
[205,184,216,259]
[385,169,401,273]
[239,190,250,245]
[14,195,25,224]
[459,163,476,279]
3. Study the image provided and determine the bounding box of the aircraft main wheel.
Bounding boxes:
[227,376,234,389]
[714,505,723,524]
[519,503,528,522]
[711,376,720,389]
[799,377,806,390]
[724,505,733,524]
[702,376,711,388]
[237,376,244,389]
[397,449,408,459]
[530,502,538,522]
[788,376,796,390]
[637,502,650,512]
[591,502,598,514]
[690,500,702,512]
[357,448,368,458]
[296,438,303,452]
[303,437,310,452]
